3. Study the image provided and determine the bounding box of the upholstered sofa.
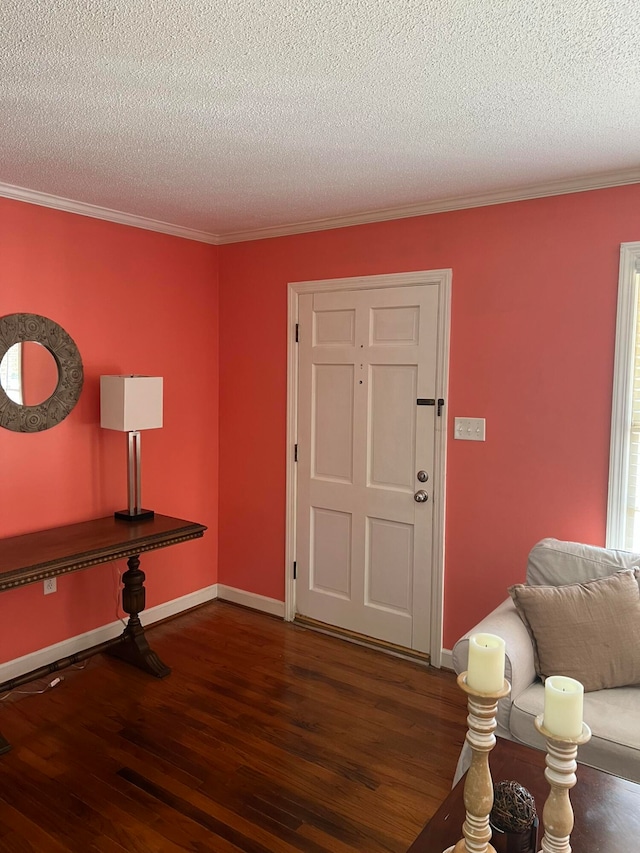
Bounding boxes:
[451,538,640,785]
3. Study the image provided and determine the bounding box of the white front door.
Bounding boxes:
[294,281,444,653]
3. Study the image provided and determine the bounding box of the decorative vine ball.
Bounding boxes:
[490,780,537,833]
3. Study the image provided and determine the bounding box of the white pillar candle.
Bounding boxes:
[543,676,584,739]
[466,633,506,693]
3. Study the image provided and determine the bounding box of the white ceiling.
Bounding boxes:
[2,0,640,243]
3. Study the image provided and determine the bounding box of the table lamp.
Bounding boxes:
[100,375,163,521]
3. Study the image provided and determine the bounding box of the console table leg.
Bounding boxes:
[106,554,171,678]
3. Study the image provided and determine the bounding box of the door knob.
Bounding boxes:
[417,470,429,482]
[414,490,428,503]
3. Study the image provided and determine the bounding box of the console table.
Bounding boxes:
[0,513,207,753]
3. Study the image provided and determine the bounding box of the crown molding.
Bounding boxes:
[2,167,640,247]
[0,181,220,245]
[217,167,640,244]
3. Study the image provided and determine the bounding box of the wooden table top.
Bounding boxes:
[0,514,207,590]
[408,738,640,852]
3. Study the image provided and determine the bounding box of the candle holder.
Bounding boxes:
[534,716,592,853]
[444,672,511,853]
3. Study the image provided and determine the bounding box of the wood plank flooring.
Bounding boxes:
[0,602,467,852]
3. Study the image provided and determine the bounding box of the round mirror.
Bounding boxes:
[0,342,59,406]
[0,313,84,433]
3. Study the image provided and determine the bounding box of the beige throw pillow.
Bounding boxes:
[508,569,640,692]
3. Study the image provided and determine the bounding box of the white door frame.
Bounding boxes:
[285,269,452,667]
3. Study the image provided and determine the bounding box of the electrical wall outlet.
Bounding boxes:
[454,417,486,441]
[44,577,57,595]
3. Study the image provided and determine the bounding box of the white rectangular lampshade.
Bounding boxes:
[100,375,163,432]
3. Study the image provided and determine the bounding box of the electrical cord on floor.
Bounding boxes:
[1,563,128,705]
[0,676,64,702]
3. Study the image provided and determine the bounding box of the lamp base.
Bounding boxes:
[114,509,155,522]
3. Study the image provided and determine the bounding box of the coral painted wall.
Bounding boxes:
[0,198,219,664]
[218,183,640,649]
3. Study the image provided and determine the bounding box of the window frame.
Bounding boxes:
[607,241,640,549]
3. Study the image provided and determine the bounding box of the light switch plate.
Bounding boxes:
[454,417,486,441]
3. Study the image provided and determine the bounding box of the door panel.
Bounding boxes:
[313,364,354,482]
[370,305,420,345]
[296,283,440,652]
[314,309,356,346]
[366,517,413,613]
[311,507,352,598]
[369,364,417,490]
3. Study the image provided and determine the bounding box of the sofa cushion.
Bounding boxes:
[511,681,640,784]
[508,569,640,692]
[527,537,640,587]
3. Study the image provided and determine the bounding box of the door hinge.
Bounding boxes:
[293,561,297,579]
[417,397,445,416]
[295,323,299,342]
[294,443,298,462]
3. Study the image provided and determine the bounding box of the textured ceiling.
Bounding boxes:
[1,0,640,241]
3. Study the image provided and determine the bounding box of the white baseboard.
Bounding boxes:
[441,648,454,671]
[0,584,218,686]
[217,585,285,618]
[140,584,219,627]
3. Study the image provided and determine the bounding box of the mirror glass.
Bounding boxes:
[0,342,59,406]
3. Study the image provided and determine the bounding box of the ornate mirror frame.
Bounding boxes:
[0,313,84,432]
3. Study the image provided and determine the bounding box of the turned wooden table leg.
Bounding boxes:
[106,554,171,678]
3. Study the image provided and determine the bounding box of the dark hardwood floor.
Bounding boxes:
[0,602,467,852]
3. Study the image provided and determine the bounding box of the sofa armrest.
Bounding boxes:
[452,598,537,703]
